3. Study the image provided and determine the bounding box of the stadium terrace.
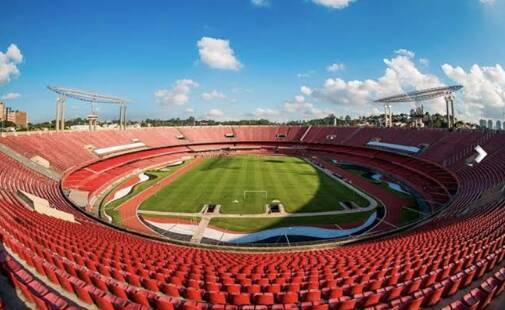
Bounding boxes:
[1,0,505,308]
[0,125,504,309]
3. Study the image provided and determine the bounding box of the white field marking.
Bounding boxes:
[379,219,398,228]
[319,157,388,235]
[339,202,349,210]
[334,223,345,231]
[304,158,378,209]
[402,206,428,215]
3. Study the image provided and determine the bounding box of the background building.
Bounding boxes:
[0,102,28,128]
[0,102,5,120]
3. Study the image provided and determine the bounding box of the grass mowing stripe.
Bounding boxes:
[140,155,369,216]
[102,164,187,223]
[265,157,292,206]
[148,161,205,212]
[213,158,237,204]
[226,154,252,213]
[280,158,313,211]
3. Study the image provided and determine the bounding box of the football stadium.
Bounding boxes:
[1,1,505,309]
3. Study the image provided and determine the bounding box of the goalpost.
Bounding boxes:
[243,190,268,201]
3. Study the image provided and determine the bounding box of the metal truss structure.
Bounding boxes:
[47,86,131,131]
[375,85,463,128]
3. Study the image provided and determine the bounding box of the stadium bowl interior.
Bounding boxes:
[0,126,504,309]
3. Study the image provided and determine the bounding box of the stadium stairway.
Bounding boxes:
[0,127,504,309]
[0,143,61,181]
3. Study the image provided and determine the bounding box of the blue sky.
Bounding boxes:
[1,0,505,123]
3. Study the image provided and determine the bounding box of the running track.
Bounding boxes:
[117,157,204,234]
[118,156,410,235]
[315,158,414,231]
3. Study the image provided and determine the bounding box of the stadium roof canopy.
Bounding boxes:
[47,86,130,104]
[374,85,463,103]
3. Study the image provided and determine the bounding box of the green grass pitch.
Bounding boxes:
[139,155,369,214]
[102,165,187,224]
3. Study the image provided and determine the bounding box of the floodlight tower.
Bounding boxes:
[87,100,98,131]
[55,95,65,131]
[119,102,128,130]
[48,86,131,131]
[384,104,393,127]
[375,85,463,129]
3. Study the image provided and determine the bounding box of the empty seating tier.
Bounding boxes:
[0,126,504,309]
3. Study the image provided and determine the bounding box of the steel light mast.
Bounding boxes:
[375,85,463,128]
[47,86,131,131]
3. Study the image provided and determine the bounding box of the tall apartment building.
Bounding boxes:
[1,103,28,128]
[0,102,6,120]
[487,119,494,130]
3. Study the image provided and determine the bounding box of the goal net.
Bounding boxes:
[243,191,268,208]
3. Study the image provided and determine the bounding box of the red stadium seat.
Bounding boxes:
[0,127,504,309]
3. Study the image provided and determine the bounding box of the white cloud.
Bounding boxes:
[251,0,269,7]
[304,51,447,116]
[327,63,345,72]
[297,70,315,78]
[0,44,23,84]
[206,108,224,118]
[395,49,415,59]
[255,108,278,118]
[300,86,313,96]
[197,37,242,71]
[299,49,505,122]
[279,47,505,122]
[442,64,505,120]
[185,108,195,114]
[6,45,23,63]
[231,87,252,94]
[283,95,315,113]
[383,54,441,90]
[480,0,495,4]
[312,53,441,106]
[154,79,198,106]
[282,94,334,119]
[201,90,226,101]
[1,92,21,100]
[304,107,335,119]
[419,58,430,66]
[312,0,356,9]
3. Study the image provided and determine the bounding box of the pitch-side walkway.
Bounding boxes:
[190,216,211,243]
[138,207,376,218]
